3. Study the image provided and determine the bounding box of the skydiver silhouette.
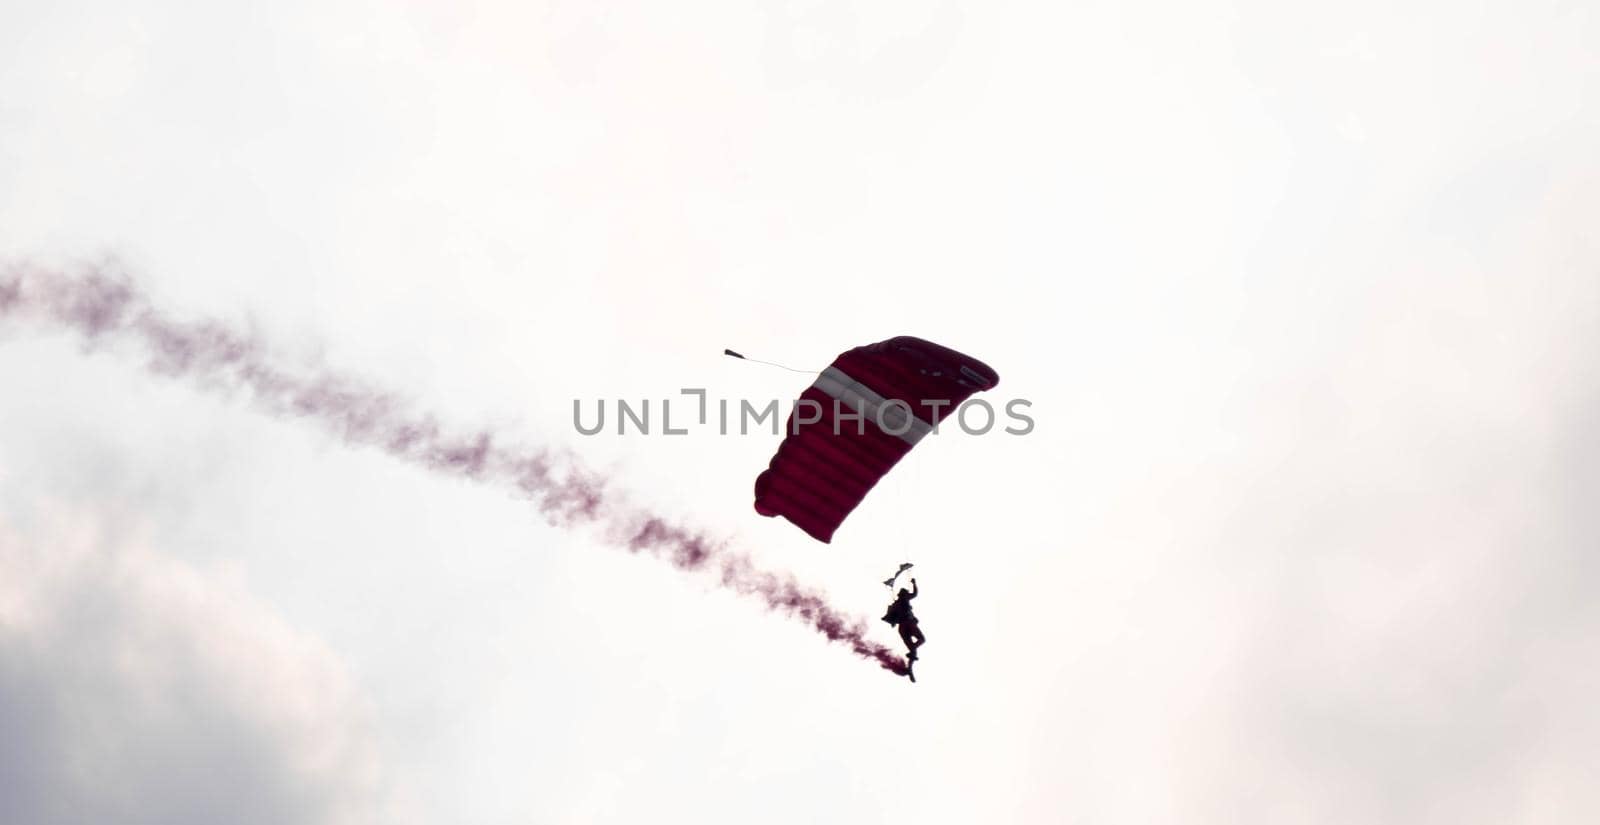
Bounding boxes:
[882,578,925,661]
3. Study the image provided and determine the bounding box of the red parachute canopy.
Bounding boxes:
[753,336,999,543]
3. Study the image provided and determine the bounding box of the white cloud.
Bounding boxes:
[0,500,391,825]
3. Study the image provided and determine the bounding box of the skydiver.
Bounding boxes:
[882,578,925,661]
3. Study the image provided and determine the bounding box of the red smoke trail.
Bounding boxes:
[0,261,909,677]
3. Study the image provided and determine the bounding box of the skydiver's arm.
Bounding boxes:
[909,579,918,598]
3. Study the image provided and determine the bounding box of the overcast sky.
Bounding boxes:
[2,1,1597,823]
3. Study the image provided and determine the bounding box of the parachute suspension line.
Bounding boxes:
[903,447,919,566]
[897,456,910,569]
[723,348,821,375]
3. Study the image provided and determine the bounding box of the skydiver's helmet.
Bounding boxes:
[897,588,910,600]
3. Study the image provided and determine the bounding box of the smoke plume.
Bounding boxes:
[0,260,909,677]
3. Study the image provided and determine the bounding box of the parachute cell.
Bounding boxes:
[752,336,999,543]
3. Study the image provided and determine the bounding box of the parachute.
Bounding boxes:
[751,336,999,543]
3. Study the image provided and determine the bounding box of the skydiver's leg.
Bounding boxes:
[900,623,924,659]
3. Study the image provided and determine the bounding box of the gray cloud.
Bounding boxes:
[1180,182,1600,822]
[0,502,389,825]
